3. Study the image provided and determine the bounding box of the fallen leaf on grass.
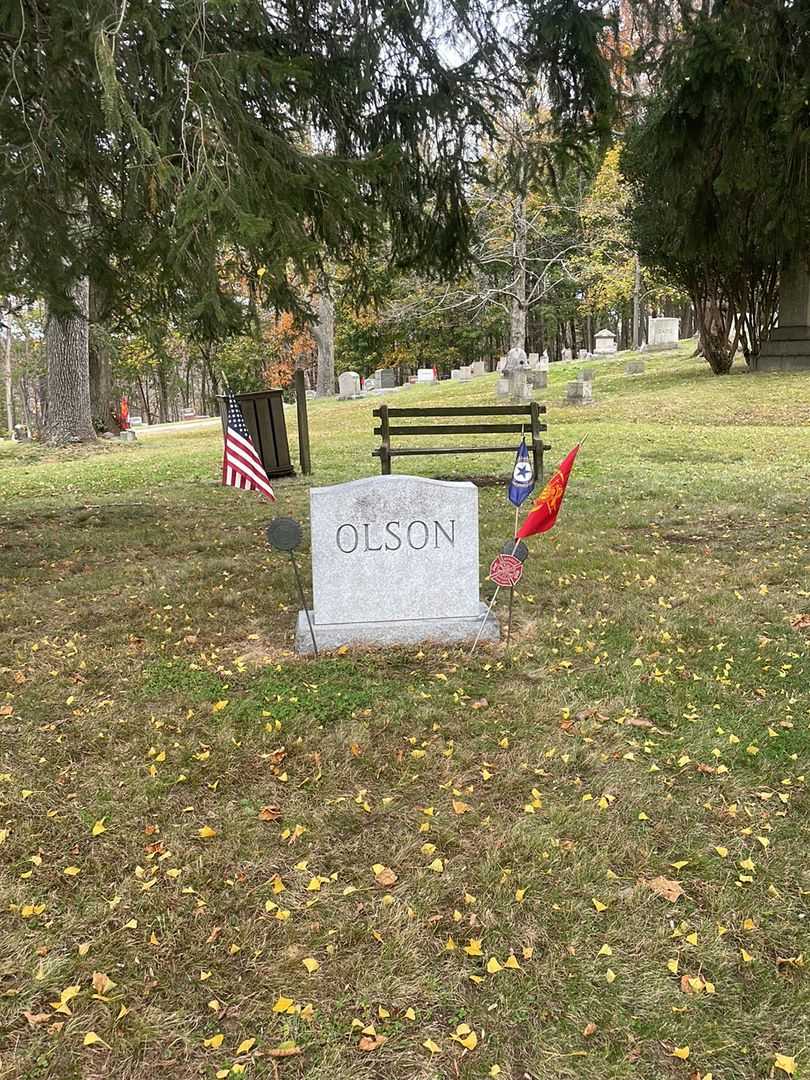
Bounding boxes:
[774,1053,797,1075]
[267,1042,302,1058]
[671,1046,690,1060]
[647,876,685,902]
[358,1034,387,1051]
[82,1032,109,1048]
[302,957,319,973]
[23,1012,51,1027]
[372,865,397,887]
[235,1038,256,1055]
[258,805,281,822]
[583,1022,597,1037]
[198,825,217,839]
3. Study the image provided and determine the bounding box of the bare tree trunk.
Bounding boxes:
[633,255,641,348]
[313,279,335,396]
[44,278,95,444]
[3,315,12,435]
[88,281,118,432]
[509,193,528,350]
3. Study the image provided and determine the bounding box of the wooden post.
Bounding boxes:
[529,401,543,483]
[378,404,391,474]
[294,369,312,475]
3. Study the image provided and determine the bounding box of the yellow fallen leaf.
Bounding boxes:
[774,1053,797,1076]
[667,959,679,974]
[515,887,526,902]
[671,1046,690,1060]
[78,942,91,957]
[63,866,82,877]
[404,1007,416,1020]
[91,819,106,836]
[211,700,229,712]
[605,968,616,983]
[714,846,728,858]
[235,1038,256,1055]
[272,996,294,1013]
[451,1024,478,1050]
[486,957,502,974]
[592,898,607,912]
[82,1031,107,1047]
[428,858,444,873]
[464,939,483,956]
[452,800,471,815]
[598,943,613,957]
[741,948,753,963]
[204,1033,225,1048]
[423,1039,441,1053]
[685,932,698,946]
[302,957,319,974]
[504,954,521,970]
[198,826,217,839]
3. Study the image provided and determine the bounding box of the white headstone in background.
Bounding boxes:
[417,368,437,383]
[470,360,485,376]
[296,476,499,653]
[646,317,680,350]
[338,371,362,399]
[594,329,617,355]
[496,356,507,373]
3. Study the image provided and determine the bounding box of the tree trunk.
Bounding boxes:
[44,278,95,444]
[570,318,578,359]
[88,282,118,432]
[633,255,641,348]
[694,286,737,374]
[313,280,335,396]
[509,193,528,350]
[3,316,12,435]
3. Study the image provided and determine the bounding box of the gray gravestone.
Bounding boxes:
[566,379,592,405]
[645,317,679,351]
[470,360,485,377]
[579,368,595,383]
[375,368,397,389]
[625,360,645,375]
[296,476,499,653]
[338,371,362,399]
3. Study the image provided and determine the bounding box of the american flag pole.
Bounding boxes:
[222,386,276,501]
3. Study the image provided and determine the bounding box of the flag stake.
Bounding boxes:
[506,584,515,650]
[290,553,319,658]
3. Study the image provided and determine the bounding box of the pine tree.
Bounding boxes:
[0,1,616,440]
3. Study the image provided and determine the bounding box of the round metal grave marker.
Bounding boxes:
[265,517,303,552]
[489,553,524,588]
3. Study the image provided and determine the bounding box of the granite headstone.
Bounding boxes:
[296,476,499,653]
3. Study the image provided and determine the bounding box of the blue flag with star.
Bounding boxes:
[508,437,535,507]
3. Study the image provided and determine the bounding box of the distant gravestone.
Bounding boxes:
[561,347,573,362]
[338,371,362,399]
[625,360,645,375]
[579,368,595,383]
[566,379,592,405]
[470,360,485,377]
[646,317,679,351]
[527,352,539,368]
[594,328,618,355]
[417,368,437,383]
[451,368,472,382]
[120,429,137,442]
[295,476,499,653]
[496,356,508,374]
[375,368,397,389]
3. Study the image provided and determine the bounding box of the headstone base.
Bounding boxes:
[295,604,500,655]
[757,327,810,371]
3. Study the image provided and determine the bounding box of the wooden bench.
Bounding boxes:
[372,402,550,479]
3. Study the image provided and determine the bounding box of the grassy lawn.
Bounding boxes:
[1,345,809,1080]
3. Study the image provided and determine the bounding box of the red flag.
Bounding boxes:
[515,443,581,539]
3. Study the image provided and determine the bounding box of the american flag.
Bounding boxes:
[222,391,276,500]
